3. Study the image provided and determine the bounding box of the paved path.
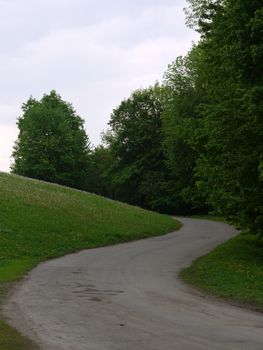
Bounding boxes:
[4,218,263,349]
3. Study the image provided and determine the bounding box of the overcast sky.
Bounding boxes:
[0,0,199,172]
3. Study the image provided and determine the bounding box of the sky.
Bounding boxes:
[0,0,199,172]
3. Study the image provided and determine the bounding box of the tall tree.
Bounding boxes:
[186,0,263,232]
[12,91,91,190]
[162,47,207,213]
[105,86,176,212]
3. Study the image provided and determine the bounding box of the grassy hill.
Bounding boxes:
[0,172,180,282]
[0,172,180,349]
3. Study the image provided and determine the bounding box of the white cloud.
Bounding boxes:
[0,0,199,171]
[0,104,20,125]
[0,125,18,172]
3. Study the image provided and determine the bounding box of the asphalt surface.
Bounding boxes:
[4,218,263,349]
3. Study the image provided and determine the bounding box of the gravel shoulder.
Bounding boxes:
[3,218,263,350]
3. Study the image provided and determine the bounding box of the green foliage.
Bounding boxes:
[11,91,91,190]
[162,47,207,213]
[181,234,263,309]
[185,0,225,33]
[105,86,178,213]
[190,0,263,233]
[88,145,114,197]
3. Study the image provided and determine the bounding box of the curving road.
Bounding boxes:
[4,218,263,349]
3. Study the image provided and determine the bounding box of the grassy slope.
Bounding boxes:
[0,172,180,348]
[0,172,180,281]
[181,224,263,311]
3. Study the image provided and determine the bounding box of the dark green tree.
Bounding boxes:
[88,145,114,197]
[105,86,176,212]
[162,47,207,213]
[186,0,263,232]
[12,91,91,190]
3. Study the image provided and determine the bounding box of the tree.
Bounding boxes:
[88,145,114,198]
[184,0,224,33]
[186,0,263,232]
[162,47,207,213]
[12,91,91,190]
[105,86,176,212]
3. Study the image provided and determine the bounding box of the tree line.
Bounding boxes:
[12,0,263,235]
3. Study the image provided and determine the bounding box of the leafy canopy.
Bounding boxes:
[12,91,91,190]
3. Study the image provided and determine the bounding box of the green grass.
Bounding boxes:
[0,172,180,348]
[0,320,38,350]
[180,233,263,311]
